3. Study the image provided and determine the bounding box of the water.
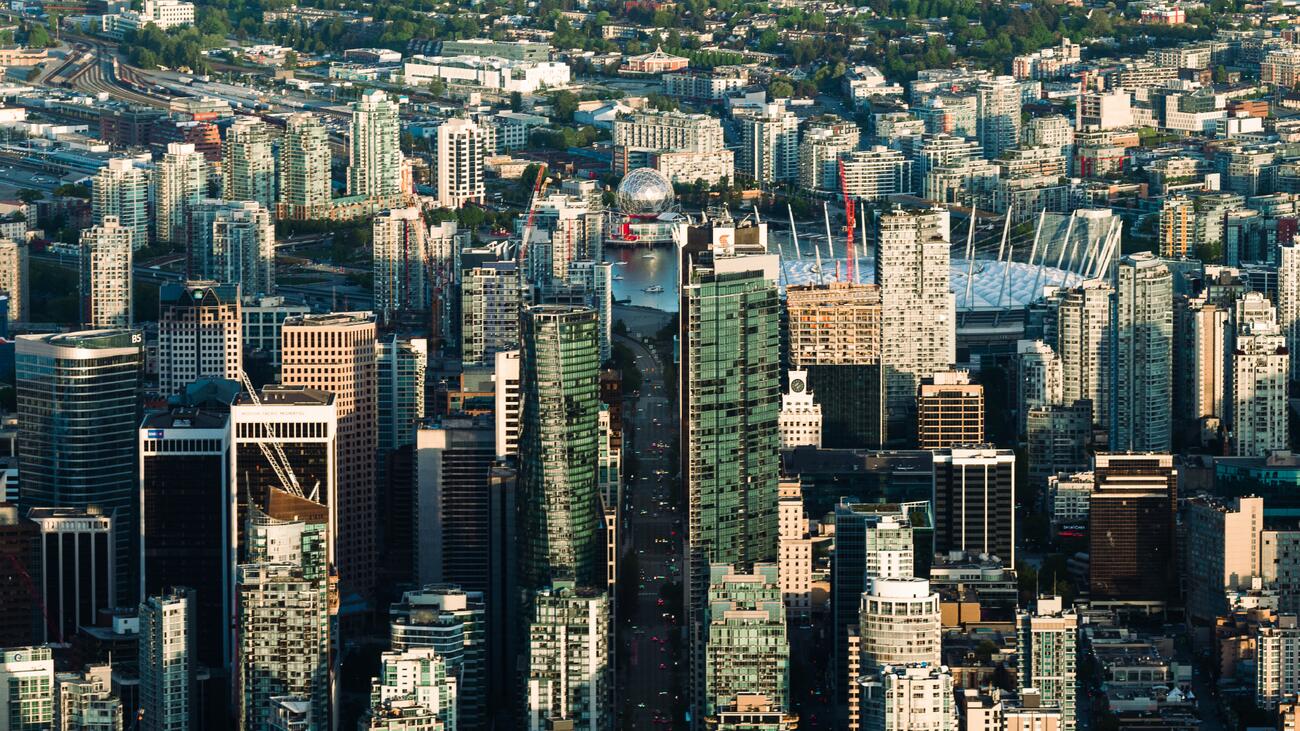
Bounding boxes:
[604,246,678,312]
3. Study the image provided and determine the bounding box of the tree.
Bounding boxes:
[283,50,298,69]
[767,79,794,98]
[550,90,579,122]
[510,91,523,112]
[428,76,445,97]
[25,22,52,48]
[16,189,43,204]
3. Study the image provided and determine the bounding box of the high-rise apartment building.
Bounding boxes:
[56,663,122,731]
[363,647,458,729]
[704,563,790,722]
[349,89,404,202]
[494,349,522,457]
[281,312,378,607]
[0,646,55,730]
[389,584,488,729]
[434,117,486,209]
[1016,596,1079,731]
[1279,241,1300,382]
[736,104,800,184]
[240,295,309,373]
[1112,253,1173,452]
[518,305,603,591]
[933,446,1016,563]
[27,508,115,644]
[92,158,149,250]
[858,578,942,671]
[0,237,27,323]
[916,370,984,449]
[223,117,277,211]
[799,116,860,192]
[377,335,427,453]
[840,147,915,200]
[462,261,522,366]
[1089,453,1178,603]
[785,282,885,447]
[977,75,1022,159]
[1183,496,1264,624]
[860,664,957,731]
[564,260,614,362]
[876,207,954,442]
[373,207,430,321]
[279,113,332,220]
[414,417,497,589]
[139,587,196,731]
[1016,340,1062,437]
[80,216,133,328]
[156,281,241,394]
[1232,319,1289,456]
[525,583,612,731]
[1174,294,1230,436]
[188,199,276,297]
[1056,280,1112,430]
[1257,615,1300,709]
[18,330,141,608]
[777,482,812,618]
[613,110,727,176]
[154,142,208,245]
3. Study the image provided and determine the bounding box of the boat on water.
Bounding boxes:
[640,251,655,259]
[613,275,624,281]
[642,285,664,293]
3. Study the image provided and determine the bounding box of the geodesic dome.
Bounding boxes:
[616,168,674,215]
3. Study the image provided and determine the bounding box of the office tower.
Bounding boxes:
[1232,320,1289,456]
[154,142,208,245]
[778,371,822,449]
[281,312,377,607]
[1016,596,1079,731]
[859,664,957,731]
[373,207,430,322]
[92,158,149,250]
[736,104,800,184]
[777,482,812,617]
[80,217,133,328]
[1112,252,1173,452]
[349,89,404,202]
[138,406,231,671]
[17,330,141,609]
[932,446,1016,563]
[434,117,486,209]
[236,498,331,731]
[525,583,612,731]
[139,588,196,731]
[1089,453,1177,603]
[462,261,522,366]
[518,305,603,590]
[26,508,114,644]
[1257,615,1300,709]
[565,260,614,362]
[389,585,488,730]
[279,113,332,220]
[1016,340,1062,437]
[188,199,276,297]
[56,663,122,731]
[1174,294,1230,437]
[916,371,984,449]
[977,76,1022,159]
[858,578,941,671]
[1279,241,1300,382]
[1026,402,1092,488]
[157,282,241,394]
[494,349,522,458]
[364,647,458,729]
[0,506,40,647]
[414,417,496,589]
[0,237,27,323]
[0,646,54,730]
[1183,496,1264,624]
[876,207,954,442]
[799,116,860,191]
[377,334,427,453]
[785,283,884,448]
[703,563,790,722]
[1056,280,1112,429]
[223,117,276,211]
[240,295,309,374]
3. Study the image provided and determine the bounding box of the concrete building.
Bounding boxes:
[494,349,522,458]
[80,216,133,328]
[959,688,1062,731]
[858,578,941,672]
[1112,253,1173,452]
[389,585,487,729]
[223,117,276,211]
[977,76,1022,160]
[349,90,404,203]
[1175,295,1230,438]
[860,664,957,731]
[462,262,522,366]
[373,207,430,321]
[401,54,570,94]
[1280,241,1300,382]
[778,370,822,448]
[241,296,309,372]
[0,237,27,323]
[614,110,725,156]
[27,508,115,646]
[1015,596,1078,731]
[434,117,486,209]
[777,482,812,618]
[651,148,735,186]
[525,583,612,731]
[1016,340,1062,437]
[736,104,800,184]
[363,647,457,729]
[704,563,790,722]
[1027,403,1092,490]
[799,117,861,192]
[0,646,55,730]
[839,147,914,200]
[156,281,241,394]
[876,207,953,442]
[1089,453,1178,605]
[1047,472,1093,530]
[139,587,196,731]
[1232,319,1289,456]
[93,158,149,250]
[1256,614,1300,708]
[413,418,496,590]
[916,370,984,450]
[154,142,208,245]
[932,446,1016,564]
[279,113,333,220]
[188,199,276,297]
[56,663,123,731]
[1183,496,1264,624]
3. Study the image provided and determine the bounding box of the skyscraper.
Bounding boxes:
[0,237,28,323]
[1112,252,1173,452]
[859,664,957,731]
[1232,318,1289,456]
[188,199,275,297]
[876,207,954,442]
[279,113,332,220]
[223,117,276,211]
[518,305,603,591]
[1057,280,1112,430]
[434,117,486,209]
[56,663,123,730]
[932,446,1016,564]
[736,103,800,184]
[1278,240,1300,382]
[1174,294,1230,438]
[916,370,984,450]
[154,142,208,245]
[1088,453,1177,603]
[373,207,430,322]
[157,282,241,394]
[0,646,55,730]
[363,647,458,729]
[139,587,196,731]
[92,158,149,250]
[17,330,142,607]
[349,89,404,202]
[80,216,133,328]
[1016,596,1079,731]
[281,313,377,608]
[1016,340,1062,438]
[27,508,115,644]
[703,563,790,722]
[857,578,941,671]
[977,76,1022,160]
[389,585,487,729]
[377,335,427,454]
[0,506,40,647]
[525,583,612,731]
[462,261,522,366]
[414,417,497,589]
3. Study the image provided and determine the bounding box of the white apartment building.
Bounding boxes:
[799,118,860,192]
[977,76,1022,160]
[493,349,521,458]
[860,664,957,731]
[614,110,725,153]
[1047,472,1093,529]
[435,117,486,209]
[223,117,277,212]
[653,149,735,186]
[188,199,276,297]
[139,588,195,731]
[373,207,430,320]
[1256,615,1300,708]
[1016,340,1063,436]
[1113,252,1174,452]
[93,158,149,250]
[1016,596,1079,731]
[840,147,914,201]
[80,216,133,328]
[858,578,941,672]
[777,482,813,619]
[1233,320,1289,456]
[349,90,404,203]
[1057,280,1112,429]
[153,143,207,245]
[0,237,27,323]
[737,104,800,184]
[526,584,612,731]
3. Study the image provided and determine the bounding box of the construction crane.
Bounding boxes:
[517,164,549,271]
[238,370,311,501]
[838,157,856,283]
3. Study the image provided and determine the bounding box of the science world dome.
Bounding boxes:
[616,167,674,215]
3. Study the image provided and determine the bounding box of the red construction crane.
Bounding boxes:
[518,164,549,267]
[838,157,855,283]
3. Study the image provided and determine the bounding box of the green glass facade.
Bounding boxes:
[704,563,789,719]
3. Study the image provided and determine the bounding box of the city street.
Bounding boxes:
[614,306,684,730]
